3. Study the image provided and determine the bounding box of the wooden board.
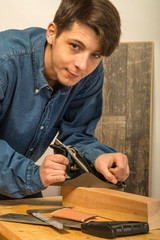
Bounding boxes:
[0,196,102,240]
[1,196,159,240]
[62,187,160,231]
[95,42,153,196]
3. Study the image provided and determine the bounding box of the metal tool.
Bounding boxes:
[50,218,149,238]
[0,212,149,238]
[0,207,63,226]
[50,139,126,190]
[68,220,149,238]
[27,208,64,230]
[0,213,49,225]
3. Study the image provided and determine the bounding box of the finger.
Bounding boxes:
[49,169,67,183]
[40,167,67,186]
[110,153,128,170]
[109,154,129,181]
[43,167,66,176]
[51,175,66,183]
[45,161,67,171]
[51,169,66,176]
[44,174,66,186]
[45,154,69,165]
[101,167,118,184]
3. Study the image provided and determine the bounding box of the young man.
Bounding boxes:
[0,0,129,199]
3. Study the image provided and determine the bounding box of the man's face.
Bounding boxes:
[45,22,102,87]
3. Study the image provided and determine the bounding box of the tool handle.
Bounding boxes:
[81,221,149,239]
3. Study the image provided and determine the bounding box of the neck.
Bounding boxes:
[47,79,61,91]
[44,43,58,86]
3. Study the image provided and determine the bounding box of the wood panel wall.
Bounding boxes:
[95,42,153,196]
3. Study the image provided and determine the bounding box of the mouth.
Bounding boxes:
[66,69,81,78]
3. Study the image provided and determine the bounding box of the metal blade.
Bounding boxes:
[51,216,82,229]
[52,172,125,190]
[0,213,81,229]
[27,207,63,214]
[0,213,49,225]
[31,212,64,230]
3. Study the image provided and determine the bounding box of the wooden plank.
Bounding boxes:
[62,187,160,231]
[0,196,159,239]
[0,196,117,240]
[95,42,153,196]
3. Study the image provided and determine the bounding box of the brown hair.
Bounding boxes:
[53,0,121,57]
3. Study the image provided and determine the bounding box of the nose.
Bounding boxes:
[74,53,89,72]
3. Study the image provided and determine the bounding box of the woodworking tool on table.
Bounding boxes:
[0,207,149,239]
[50,139,126,190]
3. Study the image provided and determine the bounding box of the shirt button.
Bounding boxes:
[30,148,34,152]
[35,89,39,94]
[40,126,44,130]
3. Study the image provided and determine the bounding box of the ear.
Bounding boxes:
[46,22,57,45]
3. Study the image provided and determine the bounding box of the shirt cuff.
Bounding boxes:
[83,145,116,165]
[26,163,47,195]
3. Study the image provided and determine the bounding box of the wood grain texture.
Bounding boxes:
[0,196,100,240]
[95,42,153,196]
[62,187,160,231]
[2,196,159,240]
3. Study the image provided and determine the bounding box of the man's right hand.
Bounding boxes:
[39,154,69,187]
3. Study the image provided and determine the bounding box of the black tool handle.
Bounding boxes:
[81,221,149,239]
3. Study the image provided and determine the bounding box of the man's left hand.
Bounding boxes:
[95,153,129,184]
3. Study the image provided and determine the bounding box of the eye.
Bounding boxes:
[92,53,101,59]
[70,43,80,50]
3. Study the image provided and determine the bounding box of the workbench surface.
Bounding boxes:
[0,196,159,240]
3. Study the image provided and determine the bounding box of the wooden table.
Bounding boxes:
[0,196,159,240]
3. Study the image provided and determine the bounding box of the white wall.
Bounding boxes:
[0,0,61,30]
[0,0,159,199]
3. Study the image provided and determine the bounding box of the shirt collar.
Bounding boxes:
[32,32,49,94]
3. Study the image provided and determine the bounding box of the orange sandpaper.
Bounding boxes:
[51,208,99,222]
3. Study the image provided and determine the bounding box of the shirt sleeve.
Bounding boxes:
[0,139,46,198]
[0,68,46,198]
[58,61,116,165]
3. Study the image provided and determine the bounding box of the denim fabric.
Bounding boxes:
[0,27,116,198]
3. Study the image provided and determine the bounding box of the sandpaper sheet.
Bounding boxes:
[51,208,99,222]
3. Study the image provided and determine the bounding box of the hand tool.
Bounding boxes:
[0,211,149,239]
[0,208,64,229]
[50,139,126,190]
[51,217,149,239]
[27,207,64,230]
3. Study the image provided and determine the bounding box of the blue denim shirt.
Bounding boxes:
[0,27,116,198]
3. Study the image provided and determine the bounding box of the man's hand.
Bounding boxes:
[40,154,69,187]
[95,153,129,184]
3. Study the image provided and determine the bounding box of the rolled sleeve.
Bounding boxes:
[0,140,46,198]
